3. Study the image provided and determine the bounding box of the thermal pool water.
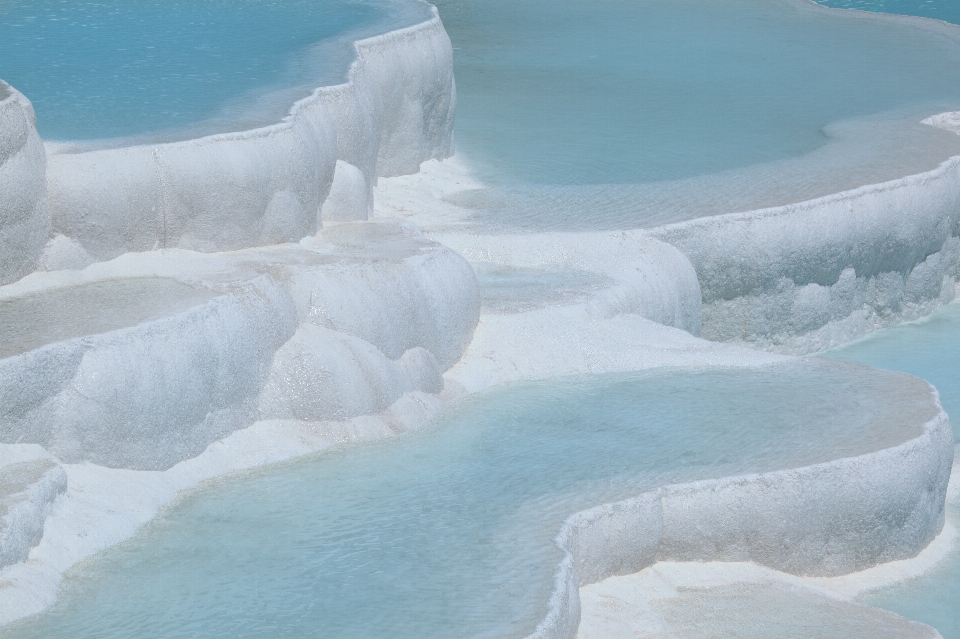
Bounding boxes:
[0,278,215,359]
[0,361,935,639]
[825,300,960,440]
[433,0,960,230]
[824,301,960,637]
[0,0,430,142]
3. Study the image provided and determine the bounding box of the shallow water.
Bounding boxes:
[434,0,960,230]
[473,263,612,313]
[3,360,933,638]
[0,0,428,141]
[858,505,960,639]
[652,582,939,639]
[0,278,214,359]
[822,302,960,637]
[822,300,960,441]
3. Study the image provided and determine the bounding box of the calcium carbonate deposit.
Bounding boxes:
[0,0,958,637]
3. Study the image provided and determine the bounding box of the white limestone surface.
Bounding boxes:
[575,447,960,638]
[646,113,960,354]
[258,323,443,421]
[0,446,65,571]
[530,397,953,639]
[432,230,703,336]
[0,274,295,471]
[44,6,455,262]
[0,222,479,471]
[380,153,960,356]
[0,82,50,285]
[320,160,372,223]
[652,155,960,354]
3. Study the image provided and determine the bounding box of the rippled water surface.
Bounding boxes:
[434,0,960,229]
[0,0,428,141]
[2,361,933,639]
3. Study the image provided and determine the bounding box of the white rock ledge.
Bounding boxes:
[653,152,960,353]
[0,447,66,571]
[42,6,455,263]
[0,82,50,285]
[529,388,954,639]
[377,154,960,355]
[0,222,479,472]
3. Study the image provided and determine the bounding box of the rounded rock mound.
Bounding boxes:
[0,81,50,285]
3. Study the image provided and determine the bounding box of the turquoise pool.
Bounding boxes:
[0,0,428,141]
[434,0,960,230]
[1,361,930,638]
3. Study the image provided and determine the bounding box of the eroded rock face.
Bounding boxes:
[44,11,455,262]
[0,81,50,285]
[0,277,297,471]
[0,222,479,471]
[0,449,67,569]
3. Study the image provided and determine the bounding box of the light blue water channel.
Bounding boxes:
[2,361,933,638]
[0,0,429,141]
[823,301,960,638]
[434,0,960,230]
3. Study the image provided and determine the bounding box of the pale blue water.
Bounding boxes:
[0,0,429,141]
[434,0,960,230]
[2,361,932,638]
[859,504,960,639]
[823,301,960,441]
[823,303,960,637]
[473,263,612,313]
[818,0,960,25]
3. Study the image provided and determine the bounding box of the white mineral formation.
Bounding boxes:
[0,5,957,637]
[0,447,65,570]
[0,82,50,285]
[44,10,455,262]
[0,221,478,472]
